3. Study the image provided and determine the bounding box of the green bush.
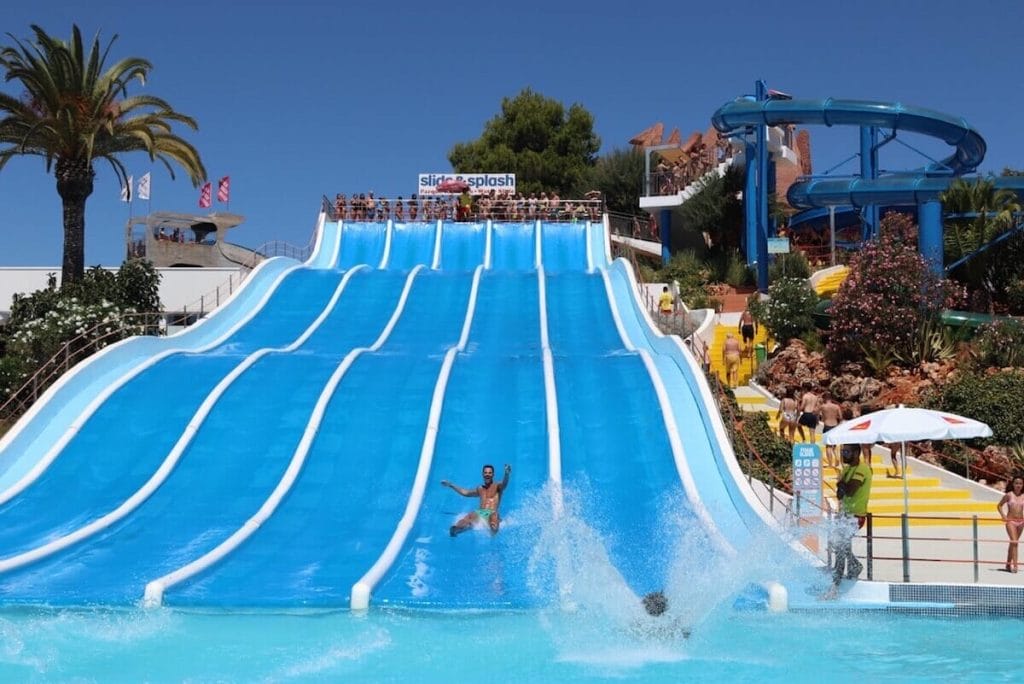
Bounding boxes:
[723,251,753,289]
[657,250,713,309]
[769,251,811,281]
[926,370,1024,447]
[758,277,818,344]
[733,411,792,486]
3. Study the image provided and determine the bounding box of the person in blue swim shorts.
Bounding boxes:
[441,463,511,536]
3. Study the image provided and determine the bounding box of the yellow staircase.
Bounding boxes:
[812,266,849,297]
[708,323,769,387]
[733,398,998,527]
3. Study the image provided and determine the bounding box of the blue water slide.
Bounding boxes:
[541,222,588,272]
[0,269,347,580]
[337,222,387,269]
[711,97,986,175]
[490,222,537,271]
[372,272,547,608]
[161,270,475,607]
[438,221,486,271]
[545,272,679,597]
[387,222,438,270]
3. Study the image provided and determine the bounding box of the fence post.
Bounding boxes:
[972,515,979,583]
[769,483,774,514]
[216,286,220,307]
[200,295,205,317]
[795,490,802,518]
[866,512,874,581]
[901,513,911,583]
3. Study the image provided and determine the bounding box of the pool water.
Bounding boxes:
[0,605,1017,682]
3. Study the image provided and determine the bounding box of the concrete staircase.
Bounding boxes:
[708,322,769,387]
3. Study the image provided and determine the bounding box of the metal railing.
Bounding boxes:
[608,211,659,242]
[324,195,604,223]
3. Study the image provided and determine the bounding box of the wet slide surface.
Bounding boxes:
[0,220,732,609]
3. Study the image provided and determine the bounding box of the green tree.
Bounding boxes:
[678,166,744,254]
[448,88,599,196]
[585,147,643,215]
[0,25,206,285]
[940,177,1022,311]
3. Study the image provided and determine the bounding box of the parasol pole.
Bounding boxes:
[902,440,909,518]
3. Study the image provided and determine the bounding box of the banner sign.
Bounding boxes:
[418,173,516,195]
[791,442,822,513]
[767,237,791,254]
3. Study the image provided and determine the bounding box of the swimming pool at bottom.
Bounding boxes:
[0,604,1016,682]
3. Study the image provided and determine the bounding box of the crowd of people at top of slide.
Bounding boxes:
[333,190,602,223]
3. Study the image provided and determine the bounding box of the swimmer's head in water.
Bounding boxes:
[643,591,668,616]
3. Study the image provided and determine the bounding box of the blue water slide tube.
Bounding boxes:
[0,216,341,496]
[711,97,986,175]
[787,175,1024,210]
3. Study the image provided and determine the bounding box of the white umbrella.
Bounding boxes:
[823,405,993,516]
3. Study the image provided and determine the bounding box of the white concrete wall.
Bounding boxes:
[0,266,243,320]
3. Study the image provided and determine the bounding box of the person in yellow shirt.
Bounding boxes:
[658,286,674,317]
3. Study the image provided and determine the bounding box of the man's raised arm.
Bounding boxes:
[441,480,475,497]
[497,464,511,492]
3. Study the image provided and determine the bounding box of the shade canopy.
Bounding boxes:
[822,406,992,445]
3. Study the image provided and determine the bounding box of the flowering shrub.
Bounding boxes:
[972,319,1024,368]
[828,215,964,366]
[758,277,818,345]
[0,260,160,407]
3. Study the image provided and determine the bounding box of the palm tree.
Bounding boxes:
[0,25,205,285]
[940,177,1022,310]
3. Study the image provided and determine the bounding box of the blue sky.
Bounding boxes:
[2,0,1023,266]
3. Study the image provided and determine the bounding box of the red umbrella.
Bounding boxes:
[435,179,471,193]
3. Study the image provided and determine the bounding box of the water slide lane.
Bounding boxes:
[337,222,387,270]
[546,272,680,597]
[438,222,486,271]
[387,222,438,270]
[490,222,536,271]
[372,272,546,608]
[0,269,344,563]
[162,270,475,606]
[540,223,588,272]
[605,263,762,547]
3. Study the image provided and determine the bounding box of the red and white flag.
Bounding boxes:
[217,176,230,203]
[199,181,212,208]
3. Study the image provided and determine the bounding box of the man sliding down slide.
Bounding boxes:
[441,464,511,536]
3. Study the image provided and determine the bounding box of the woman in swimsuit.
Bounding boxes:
[776,390,799,443]
[998,476,1024,573]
